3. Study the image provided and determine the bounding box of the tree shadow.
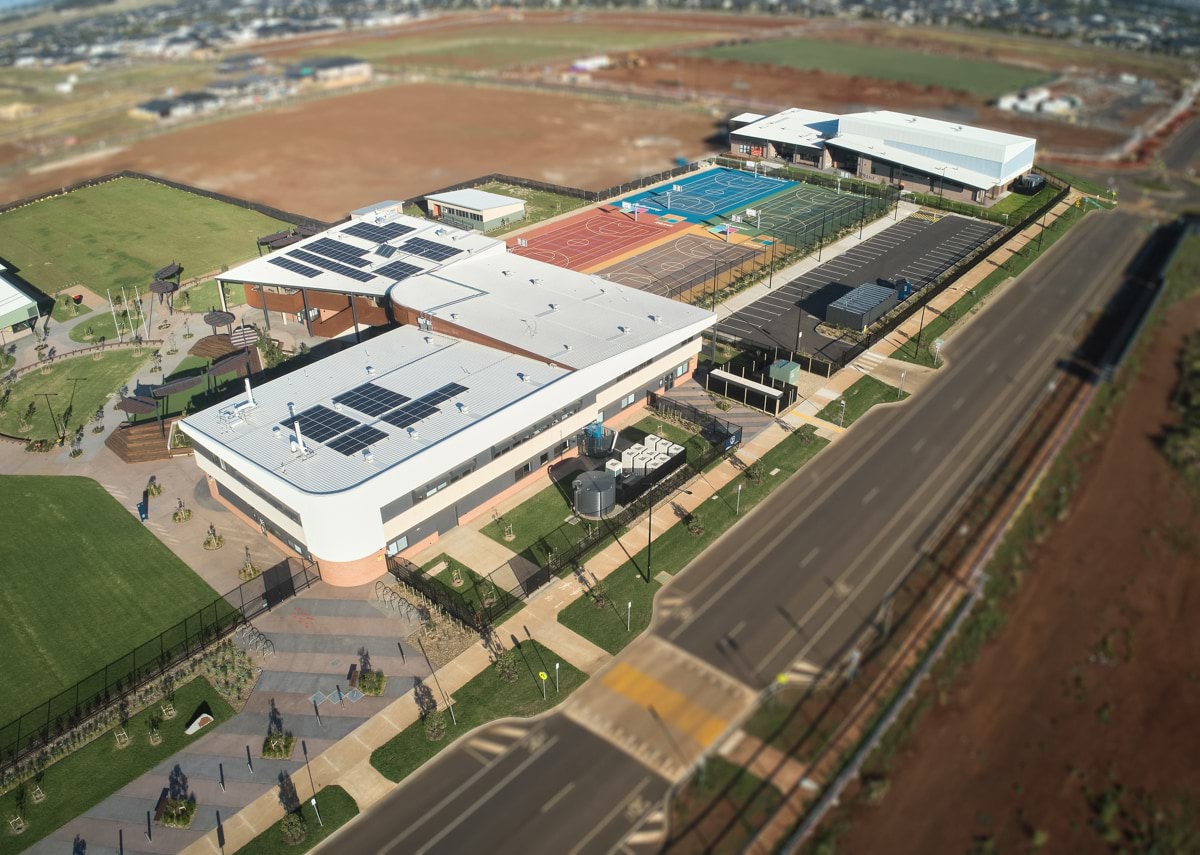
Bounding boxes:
[72,835,86,855]
[277,770,300,814]
[358,646,372,674]
[167,764,192,804]
[412,677,437,717]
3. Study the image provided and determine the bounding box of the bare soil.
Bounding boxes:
[831,292,1200,853]
[0,83,722,219]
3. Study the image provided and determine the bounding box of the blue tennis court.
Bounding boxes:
[621,167,795,224]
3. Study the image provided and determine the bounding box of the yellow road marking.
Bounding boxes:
[601,663,729,748]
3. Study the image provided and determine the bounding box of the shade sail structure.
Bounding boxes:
[155,262,182,280]
[149,279,178,295]
[202,310,236,330]
[229,325,259,348]
[257,230,292,246]
[209,349,251,376]
[151,374,203,398]
[115,395,158,415]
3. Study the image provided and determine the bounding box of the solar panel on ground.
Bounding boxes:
[288,249,376,283]
[328,424,389,456]
[279,405,360,443]
[375,244,397,258]
[397,237,463,262]
[343,221,417,243]
[307,237,370,267]
[268,257,322,278]
[332,382,411,417]
[375,260,423,282]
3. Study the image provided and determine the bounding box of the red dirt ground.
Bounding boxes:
[0,83,721,219]
[507,205,685,270]
[830,291,1200,853]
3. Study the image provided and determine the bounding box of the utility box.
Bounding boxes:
[768,359,802,386]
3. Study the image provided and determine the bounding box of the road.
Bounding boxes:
[323,210,1150,855]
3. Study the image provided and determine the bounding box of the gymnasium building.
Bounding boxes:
[730,108,1037,204]
[180,204,714,586]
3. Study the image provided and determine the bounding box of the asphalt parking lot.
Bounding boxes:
[720,213,1002,362]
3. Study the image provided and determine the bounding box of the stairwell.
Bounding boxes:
[105,418,177,463]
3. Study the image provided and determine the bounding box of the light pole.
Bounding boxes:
[301,740,315,800]
[937,166,948,200]
[37,392,61,442]
[898,369,907,399]
[647,487,692,582]
[839,399,847,428]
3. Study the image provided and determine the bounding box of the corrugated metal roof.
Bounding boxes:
[425,188,526,212]
[827,134,1001,190]
[828,283,895,314]
[840,110,1034,150]
[731,107,840,146]
[0,265,37,323]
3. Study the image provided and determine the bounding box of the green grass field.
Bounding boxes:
[0,676,233,855]
[237,786,359,855]
[815,375,908,427]
[694,38,1049,99]
[0,177,289,295]
[423,553,526,626]
[0,348,147,438]
[176,278,246,313]
[370,640,585,783]
[0,476,223,716]
[483,470,590,565]
[475,181,590,235]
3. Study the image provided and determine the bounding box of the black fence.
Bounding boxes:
[903,166,1066,227]
[0,557,319,771]
[703,365,799,415]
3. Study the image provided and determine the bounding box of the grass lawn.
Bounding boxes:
[0,476,224,719]
[422,553,525,625]
[893,206,1089,367]
[49,297,92,324]
[67,302,149,344]
[622,415,717,470]
[0,677,233,855]
[476,181,590,235]
[815,375,908,427]
[693,38,1048,99]
[0,348,147,438]
[1037,166,1115,199]
[370,640,586,783]
[0,177,288,295]
[175,278,246,313]
[559,427,828,654]
[907,183,1056,223]
[482,470,591,565]
[236,785,359,855]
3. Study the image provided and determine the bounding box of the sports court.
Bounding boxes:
[507,206,682,271]
[709,183,882,241]
[597,233,765,300]
[620,167,793,224]
[722,213,1001,362]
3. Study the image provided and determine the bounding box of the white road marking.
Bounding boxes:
[569,777,654,855]
[541,781,576,814]
[802,547,820,567]
[862,487,879,505]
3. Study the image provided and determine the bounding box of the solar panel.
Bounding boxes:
[288,249,376,283]
[375,244,397,258]
[267,257,322,278]
[328,424,389,456]
[343,221,416,243]
[376,260,423,282]
[378,382,467,429]
[332,382,411,417]
[279,405,360,444]
[397,237,463,262]
[306,237,370,267]
[423,381,469,404]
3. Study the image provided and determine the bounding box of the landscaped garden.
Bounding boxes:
[0,676,234,854]
[423,553,526,626]
[475,181,590,235]
[482,467,595,565]
[0,176,288,295]
[370,639,585,783]
[0,348,147,439]
[0,476,225,717]
[176,278,246,313]
[815,375,908,428]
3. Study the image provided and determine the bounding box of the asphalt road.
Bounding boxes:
[721,214,998,362]
[322,210,1149,855]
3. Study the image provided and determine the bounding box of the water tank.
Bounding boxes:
[573,471,616,517]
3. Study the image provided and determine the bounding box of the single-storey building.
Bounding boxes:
[424,189,527,232]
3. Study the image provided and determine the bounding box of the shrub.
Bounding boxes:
[492,650,519,684]
[423,709,446,742]
[358,669,387,696]
[280,812,306,845]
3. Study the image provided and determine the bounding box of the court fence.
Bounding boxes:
[0,557,320,776]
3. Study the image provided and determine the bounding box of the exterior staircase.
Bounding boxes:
[105,418,177,463]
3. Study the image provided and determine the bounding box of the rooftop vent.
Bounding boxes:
[649,314,662,324]
[563,343,572,352]
[407,426,418,440]
[450,312,459,321]
[518,372,530,383]
[363,449,374,462]
[456,401,469,415]
[618,325,630,335]
[366,365,375,376]
[530,278,542,286]
[502,270,513,277]
[272,426,282,439]
[424,336,433,345]
[548,303,558,312]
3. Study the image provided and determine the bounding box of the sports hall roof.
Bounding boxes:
[839,110,1035,150]
[825,134,1000,190]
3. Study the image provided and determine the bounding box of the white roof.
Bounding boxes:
[425,188,526,212]
[730,111,767,124]
[0,264,37,323]
[389,251,714,370]
[731,107,840,147]
[839,110,1034,150]
[827,134,1000,190]
[183,326,570,494]
[220,213,505,298]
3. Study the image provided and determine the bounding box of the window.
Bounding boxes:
[620,392,637,408]
[386,535,408,557]
[738,143,752,154]
[675,363,687,378]
[540,451,549,465]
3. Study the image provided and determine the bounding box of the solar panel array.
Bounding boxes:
[398,237,463,262]
[328,424,389,456]
[267,257,322,278]
[343,221,416,243]
[332,382,411,417]
[380,382,469,430]
[289,249,376,283]
[307,237,370,267]
[376,260,424,282]
[281,405,361,443]
[375,244,397,258]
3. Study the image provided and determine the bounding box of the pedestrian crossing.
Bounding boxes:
[910,209,944,223]
[849,349,886,374]
[617,802,669,853]
[462,722,532,764]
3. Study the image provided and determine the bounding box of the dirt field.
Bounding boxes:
[829,291,1200,853]
[0,83,721,219]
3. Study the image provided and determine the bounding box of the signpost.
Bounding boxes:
[626,600,632,632]
[538,671,548,700]
[554,662,560,694]
[933,338,944,365]
[310,797,323,827]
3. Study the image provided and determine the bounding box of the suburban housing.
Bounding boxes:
[181,205,715,586]
[730,108,1037,203]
